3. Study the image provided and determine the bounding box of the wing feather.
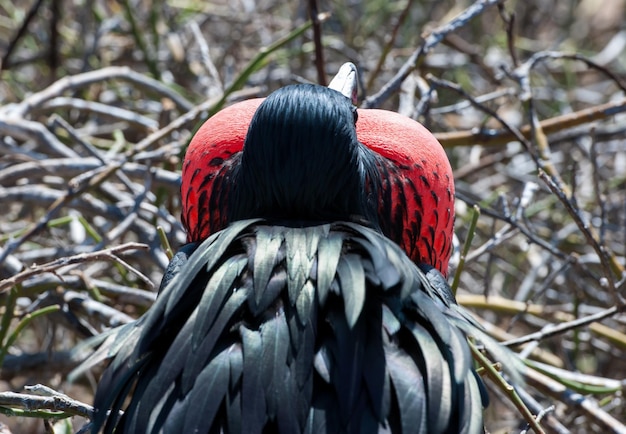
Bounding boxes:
[316,231,343,304]
[178,347,232,433]
[192,255,247,348]
[386,345,428,434]
[89,220,515,433]
[241,325,267,433]
[336,253,366,328]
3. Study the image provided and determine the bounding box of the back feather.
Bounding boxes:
[91,220,495,434]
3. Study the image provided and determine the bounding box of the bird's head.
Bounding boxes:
[228,83,379,227]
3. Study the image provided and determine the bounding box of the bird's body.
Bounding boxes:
[88,69,519,433]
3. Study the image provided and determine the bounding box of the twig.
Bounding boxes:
[455,190,576,265]
[0,117,80,158]
[0,185,121,224]
[398,73,418,117]
[189,21,223,91]
[157,226,174,261]
[434,99,626,147]
[100,171,153,249]
[0,0,46,71]
[1,351,82,380]
[63,290,135,326]
[362,0,502,108]
[0,305,61,368]
[308,0,327,86]
[18,274,156,307]
[48,0,60,79]
[539,170,624,303]
[512,52,626,284]
[428,73,625,295]
[527,360,623,394]
[457,294,626,349]
[503,303,626,348]
[515,388,570,434]
[526,369,626,434]
[470,342,546,434]
[6,66,193,117]
[589,137,608,247]
[0,388,94,420]
[520,405,557,434]
[0,286,19,366]
[365,0,417,92]
[0,243,149,293]
[512,51,626,95]
[0,157,180,190]
[47,115,142,194]
[123,86,266,161]
[497,2,518,68]
[119,0,159,79]
[451,204,480,295]
[209,17,322,115]
[40,97,159,130]
[0,164,124,264]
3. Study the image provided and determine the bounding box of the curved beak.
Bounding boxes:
[328,62,358,105]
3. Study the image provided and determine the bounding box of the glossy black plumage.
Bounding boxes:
[92,220,487,433]
[227,84,379,227]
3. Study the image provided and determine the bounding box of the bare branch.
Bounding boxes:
[0,243,149,293]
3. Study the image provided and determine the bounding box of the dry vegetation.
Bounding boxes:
[1,0,625,433]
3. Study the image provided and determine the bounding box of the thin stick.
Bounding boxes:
[362,0,501,108]
[0,243,149,293]
[434,98,626,148]
[308,0,327,86]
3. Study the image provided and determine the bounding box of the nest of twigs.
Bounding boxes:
[1,1,625,433]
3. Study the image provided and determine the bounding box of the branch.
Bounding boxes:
[0,243,149,293]
[362,0,502,108]
[5,66,193,117]
[0,387,94,420]
[434,98,626,147]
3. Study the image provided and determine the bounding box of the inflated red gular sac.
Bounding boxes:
[180,63,455,278]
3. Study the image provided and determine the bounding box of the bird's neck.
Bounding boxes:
[228,143,382,230]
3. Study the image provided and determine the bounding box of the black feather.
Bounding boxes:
[228,84,379,228]
[159,241,199,293]
[90,221,491,433]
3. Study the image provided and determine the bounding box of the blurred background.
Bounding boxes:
[1,0,625,432]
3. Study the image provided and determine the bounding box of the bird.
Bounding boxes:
[181,63,455,276]
[84,74,529,434]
